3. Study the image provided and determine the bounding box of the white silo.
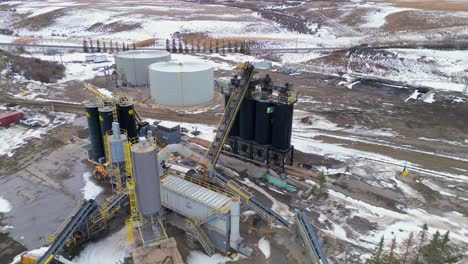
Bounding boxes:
[115,50,171,86]
[148,61,214,107]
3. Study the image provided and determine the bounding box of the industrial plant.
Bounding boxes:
[15,63,327,264]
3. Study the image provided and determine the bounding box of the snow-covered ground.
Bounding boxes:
[72,227,132,264]
[258,237,271,259]
[186,251,232,264]
[0,196,12,213]
[348,48,468,92]
[0,111,76,157]
[81,172,103,200]
[291,110,468,250]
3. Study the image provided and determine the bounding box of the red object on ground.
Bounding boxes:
[0,112,23,127]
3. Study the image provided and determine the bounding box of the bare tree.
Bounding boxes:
[401,232,413,264]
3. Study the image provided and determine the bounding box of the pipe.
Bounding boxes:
[230,197,241,248]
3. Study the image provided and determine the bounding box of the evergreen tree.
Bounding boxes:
[110,40,114,53]
[228,40,232,53]
[215,39,219,53]
[96,40,101,52]
[166,39,170,52]
[234,41,238,53]
[122,42,126,51]
[240,41,245,54]
[178,39,183,53]
[172,38,177,53]
[83,39,88,53]
[103,42,107,53]
[133,43,136,50]
[401,232,413,264]
[415,224,428,264]
[209,39,213,53]
[89,39,94,53]
[367,236,384,264]
[423,231,444,264]
[440,231,456,263]
[191,39,194,53]
[244,42,251,55]
[316,171,328,199]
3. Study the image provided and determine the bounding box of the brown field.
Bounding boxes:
[376,0,468,12]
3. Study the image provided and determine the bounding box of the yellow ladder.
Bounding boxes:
[126,181,139,221]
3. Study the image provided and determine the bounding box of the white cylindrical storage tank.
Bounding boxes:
[148,61,214,106]
[131,139,161,216]
[115,50,171,86]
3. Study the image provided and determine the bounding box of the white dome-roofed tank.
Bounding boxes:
[148,61,214,107]
[115,50,171,86]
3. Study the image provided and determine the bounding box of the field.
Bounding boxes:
[0,1,467,264]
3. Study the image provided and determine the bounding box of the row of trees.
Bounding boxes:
[366,224,457,264]
[165,38,252,55]
[82,39,136,53]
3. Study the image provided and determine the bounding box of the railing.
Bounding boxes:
[191,208,222,227]
[182,175,230,197]
[186,218,216,256]
[46,200,84,244]
[137,219,168,248]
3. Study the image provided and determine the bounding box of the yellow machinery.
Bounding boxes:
[92,165,108,181]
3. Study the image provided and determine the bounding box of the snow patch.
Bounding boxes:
[186,251,231,264]
[72,227,132,264]
[258,237,271,259]
[0,197,12,213]
[81,172,103,200]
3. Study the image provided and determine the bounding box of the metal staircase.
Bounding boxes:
[186,217,216,256]
[205,63,255,168]
[294,210,328,264]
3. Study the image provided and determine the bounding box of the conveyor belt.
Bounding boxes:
[210,171,290,227]
[205,63,255,168]
[295,210,328,264]
[37,200,99,264]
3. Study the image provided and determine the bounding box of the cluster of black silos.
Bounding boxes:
[85,100,138,163]
[225,95,294,151]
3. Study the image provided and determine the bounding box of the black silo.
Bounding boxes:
[225,94,240,137]
[271,103,294,150]
[254,101,272,145]
[85,102,105,162]
[239,97,256,140]
[98,106,113,138]
[117,101,137,139]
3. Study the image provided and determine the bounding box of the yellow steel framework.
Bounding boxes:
[126,219,134,244]
[137,219,169,248]
[46,200,84,244]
